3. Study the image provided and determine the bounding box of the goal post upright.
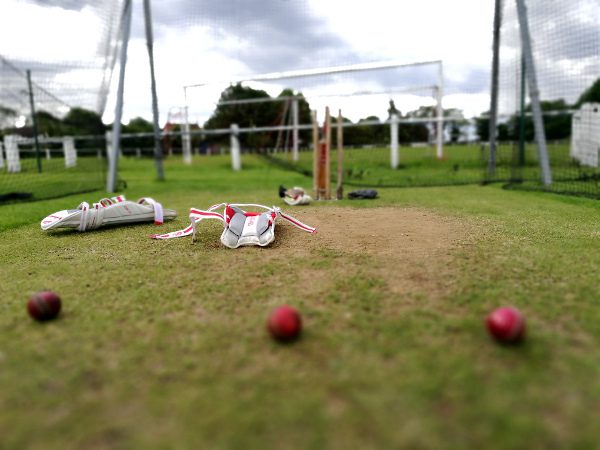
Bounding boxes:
[390,113,399,169]
[292,98,299,162]
[182,86,193,162]
[436,61,444,159]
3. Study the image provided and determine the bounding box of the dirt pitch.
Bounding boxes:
[235,206,474,308]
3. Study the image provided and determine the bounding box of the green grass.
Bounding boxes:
[270,144,487,187]
[1,155,599,449]
[0,156,106,202]
[270,142,600,199]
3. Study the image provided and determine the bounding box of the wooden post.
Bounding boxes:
[314,107,333,200]
[324,106,331,199]
[336,109,344,200]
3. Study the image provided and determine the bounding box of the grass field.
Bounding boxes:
[269,144,487,187]
[1,154,599,449]
[0,155,106,202]
[269,142,600,199]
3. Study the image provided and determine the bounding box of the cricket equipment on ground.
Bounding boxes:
[151,203,316,248]
[485,307,526,344]
[268,305,302,342]
[312,107,345,200]
[348,189,378,199]
[27,291,61,322]
[41,195,176,232]
[279,185,312,206]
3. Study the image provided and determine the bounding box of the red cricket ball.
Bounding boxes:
[485,306,525,343]
[267,305,302,342]
[27,290,62,322]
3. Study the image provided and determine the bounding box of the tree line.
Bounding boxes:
[476,78,600,142]
[2,77,600,151]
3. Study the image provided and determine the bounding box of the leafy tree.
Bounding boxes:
[204,83,274,148]
[36,110,63,136]
[62,107,105,136]
[476,114,517,142]
[507,99,571,141]
[477,99,571,142]
[576,77,600,107]
[123,116,154,133]
[278,89,312,149]
[204,83,312,150]
[406,105,444,144]
[122,116,154,151]
[475,114,490,142]
[346,116,384,146]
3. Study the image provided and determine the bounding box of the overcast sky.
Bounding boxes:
[1,0,598,126]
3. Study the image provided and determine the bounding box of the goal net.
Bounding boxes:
[488,0,600,198]
[0,0,123,202]
[182,60,489,188]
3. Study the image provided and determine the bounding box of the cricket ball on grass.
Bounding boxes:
[267,305,302,342]
[27,290,62,322]
[485,306,525,344]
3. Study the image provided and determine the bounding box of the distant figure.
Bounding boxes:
[388,99,401,119]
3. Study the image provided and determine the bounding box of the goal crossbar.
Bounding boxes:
[184,59,442,91]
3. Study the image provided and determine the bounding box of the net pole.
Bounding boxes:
[515,0,552,185]
[518,50,526,168]
[488,0,502,176]
[26,70,42,174]
[436,62,444,159]
[143,0,166,177]
[107,0,132,193]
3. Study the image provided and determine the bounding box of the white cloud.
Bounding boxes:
[0,1,103,64]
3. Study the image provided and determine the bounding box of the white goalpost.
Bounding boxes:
[181,59,445,167]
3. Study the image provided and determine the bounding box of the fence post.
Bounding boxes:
[230,123,241,171]
[0,142,4,169]
[4,135,21,173]
[105,131,113,165]
[63,136,77,168]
